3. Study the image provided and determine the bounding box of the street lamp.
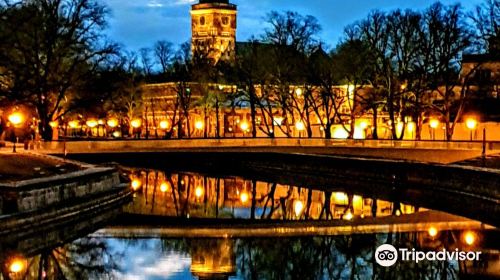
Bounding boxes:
[466,117,477,141]
[107,118,118,128]
[195,120,204,130]
[293,200,304,217]
[429,119,439,141]
[8,112,24,153]
[240,121,249,134]
[295,120,305,138]
[131,119,142,129]
[159,120,169,130]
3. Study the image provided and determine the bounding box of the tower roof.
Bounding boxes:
[192,0,236,10]
[199,0,229,3]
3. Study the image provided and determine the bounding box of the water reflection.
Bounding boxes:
[1,238,120,280]
[2,230,498,280]
[1,169,498,280]
[126,169,419,220]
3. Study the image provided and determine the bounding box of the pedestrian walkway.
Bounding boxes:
[454,153,500,169]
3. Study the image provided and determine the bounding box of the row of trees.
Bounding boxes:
[0,0,499,140]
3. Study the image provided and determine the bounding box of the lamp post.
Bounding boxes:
[429,119,439,141]
[8,112,24,153]
[295,120,305,138]
[131,118,142,139]
[466,118,477,141]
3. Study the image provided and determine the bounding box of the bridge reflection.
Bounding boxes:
[126,169,419,221]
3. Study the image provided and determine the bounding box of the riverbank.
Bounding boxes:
[0,152,82,183]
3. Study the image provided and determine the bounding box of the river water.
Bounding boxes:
[1,168,498,280]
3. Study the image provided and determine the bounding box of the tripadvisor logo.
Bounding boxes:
[375,244,481,267]
[375,244,398,267]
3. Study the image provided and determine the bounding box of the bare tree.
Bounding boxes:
[139,47,155,77]
[0,0,117,140]
[154,40,174,74]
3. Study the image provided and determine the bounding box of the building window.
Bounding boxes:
[222,16,229,25]
[200,16,205,25]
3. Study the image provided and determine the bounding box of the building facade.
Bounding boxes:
[191,0,237,61]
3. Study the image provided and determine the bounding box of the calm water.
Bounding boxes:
[1,169,499,280]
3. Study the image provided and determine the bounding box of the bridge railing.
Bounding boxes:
[34,138,500,153]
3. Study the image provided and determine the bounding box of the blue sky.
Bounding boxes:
[102,0,484,52]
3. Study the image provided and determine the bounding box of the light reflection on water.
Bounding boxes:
[3,231,499,280]
[127,169,419,220]
[1,170,499,280]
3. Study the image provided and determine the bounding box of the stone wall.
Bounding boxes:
[0,167,120,214]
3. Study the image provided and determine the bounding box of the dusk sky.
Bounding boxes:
[103,0,484,52]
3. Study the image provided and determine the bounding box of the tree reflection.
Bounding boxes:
[127,169,417,221]
[1,237,121,280]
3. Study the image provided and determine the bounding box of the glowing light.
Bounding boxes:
[68,120,79,128]
[159,120,169,130]
[428,226,438,237]
[240,192,249,203]
[195,186,204,198]
[86,120,98,128]
[407,122,415,133]
[334,192,348,204]
[273,117,284,126]
[343,209,353,220]
[131,119,142,128]
[353,127,365,139]
[466,118,477,130]
[160,182,169,193]
[463,231,476,246]
[112,131,121,138]
[9,258,25,273]
[98,120,104,125]
[295,88,303,96]
[240,121,249,131]
[294,200,304,217]
[333,127,349,139]
[396,122,404,134]
[347,85,355,94]
[107,119,118,128]
[195,120,204,130]
[295,121,305,131]
[49,121,59,128]
[359,121,369,130]
[8,112,23,126]
[131,179,141,190]
[429,119,440,129]
[395,209,402,216]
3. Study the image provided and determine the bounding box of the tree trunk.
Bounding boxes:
[249,85,257,138]
[372,107,378,139]
[215,99,220,139]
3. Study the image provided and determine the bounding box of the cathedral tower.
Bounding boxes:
[191,0,237,61]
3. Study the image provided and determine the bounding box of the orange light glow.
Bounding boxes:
[240,192,249,203]
[195,186,204,198]
[8,258,26,273]
[8,112,23,126]
[428,226,438,237]
[107,119,118,128]
[463,231,476,246]
[160,182,169,193]
[131,179,141,190]
[131,119,142,128]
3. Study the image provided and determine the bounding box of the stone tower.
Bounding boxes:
[191,0,237,61]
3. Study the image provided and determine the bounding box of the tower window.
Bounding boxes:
[222,16,229,25]
[200,16,205,25]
